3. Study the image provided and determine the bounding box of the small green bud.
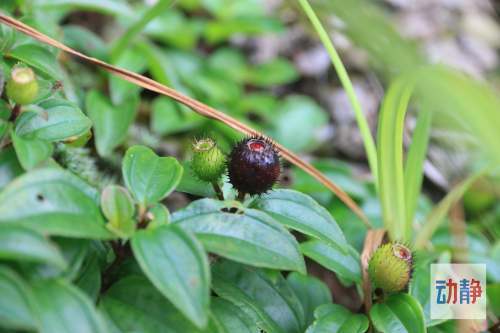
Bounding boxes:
[6,66,39,105]
[101,185,136,238]
[191,138,227,182]
[368,242,413,294]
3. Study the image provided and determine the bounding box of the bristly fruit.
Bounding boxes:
[368,242,413,294]
[191,138,227,183]
[6,65,39,105]
[228,136,280,196]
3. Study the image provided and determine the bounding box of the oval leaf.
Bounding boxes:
[306,304,369,333]
[0,224,66,268]
[86,91,137,157]
[100,275,213,333]
[0,168,114,239]
[300,240,361,283]
[287,272,332,326]
[0,266,36,330]
[31,279,107,333]
[0,147,23,191]
[369,293,426,333]
[211,275,283,333]
[7,43,61,79]
[16,99,91,142]
[213,261,305,333]
[122,145,183,205]
[211,297,260,333]
[131,224,210,328]
[253,189,348,251]
[173,198,305,273]
[11,131,53,170]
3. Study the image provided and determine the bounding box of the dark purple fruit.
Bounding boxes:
[228,136,280,196]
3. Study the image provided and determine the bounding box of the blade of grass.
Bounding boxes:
[377,78,412,241]
[110,0,176,62]
[404,106,432,236]
[414,169,487,249]
[0,13,371,227]
[297,0,378,186]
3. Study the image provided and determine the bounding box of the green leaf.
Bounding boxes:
[0,100,11,120]
[0,224,66,268]
[488,283,500,316]
[75,256,101,303]
[211,276,283,333]
[300,240,361,283]
[86,90,137,157]
[15,99,91,142]
[377,78,412,241]
[370,293,425,333]
[131,224,210,328]
[111,0,176,61]
[404,108,431,226]
[100,275,211,333]
[172,199,305,273]
[151,97,204,136]
[205,17,283,44]
[186,70,242,105]
[7,44,61,79]
[0,168,114,239]
[109,48,146,104]
[0,147,23,190]
[208,48,248,82]
[287,272,332,326]
[0,266,36,331]
[47,238,90,281]
[306,303,369,333]
[145,10,201,50]
[272,95,328,152]
[213,261,305,333]
[253,189,348,251]
[246,58,299,87]
[201,0,266,19]
[31,279,107,333]
[34,0,134,18]
[63,25,108,60]
[176,160,215,198]
[147,203,170,228]
[101,185,136,238]
[122,145,183,205]
[11,131,53,170]
[0,119,8,139]
[210,297,260,333]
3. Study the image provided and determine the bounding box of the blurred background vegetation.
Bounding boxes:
[1,0,500,330]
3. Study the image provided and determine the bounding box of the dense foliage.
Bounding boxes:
[0,1,499,333]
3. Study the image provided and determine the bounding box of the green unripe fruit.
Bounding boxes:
[191,138,227,182]
[368,242,413,294]
[6,66,39,105]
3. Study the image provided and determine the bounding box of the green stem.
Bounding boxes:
[212,182,224,201]
[110,0,175,62]
[297,0,378,186]
[237,191,246,202]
